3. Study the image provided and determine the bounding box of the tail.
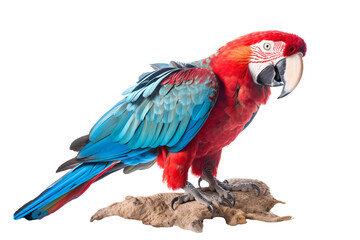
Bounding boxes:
[14,161,121,220]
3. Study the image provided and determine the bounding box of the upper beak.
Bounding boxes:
[277,53,304,98]
[250,52,304,98]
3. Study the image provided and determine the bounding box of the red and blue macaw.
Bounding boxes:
[14,30,306,220]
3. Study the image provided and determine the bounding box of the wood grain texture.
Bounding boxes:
[91,178,291,232]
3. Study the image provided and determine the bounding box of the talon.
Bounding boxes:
[171,197,179,210]
[229,192,236,206]
[251,183,261,196]
[221,197,233,208]
[223,179,229,184]
[198,177,203,189]
[208,203,215,219]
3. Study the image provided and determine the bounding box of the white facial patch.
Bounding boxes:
[248,62,273,84]
[249,40,286,63]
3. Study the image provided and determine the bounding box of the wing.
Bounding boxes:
[77,62,218,163]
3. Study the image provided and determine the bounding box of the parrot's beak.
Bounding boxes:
[276,53,304,98]
[249,52,304,98]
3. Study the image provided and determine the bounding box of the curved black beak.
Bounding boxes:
[256,60,285,88]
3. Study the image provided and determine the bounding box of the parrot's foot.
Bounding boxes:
[199,168,261,206]
[171,181,232,219]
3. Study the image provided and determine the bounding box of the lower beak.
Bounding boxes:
[277,53,304,98]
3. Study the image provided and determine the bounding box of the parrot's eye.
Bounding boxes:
[263,42,272,51]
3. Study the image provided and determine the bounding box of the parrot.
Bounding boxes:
[14,30,306,220]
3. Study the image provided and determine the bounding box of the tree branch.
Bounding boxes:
[91,178,291,232]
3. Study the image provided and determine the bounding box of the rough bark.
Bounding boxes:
[91,178,291,232]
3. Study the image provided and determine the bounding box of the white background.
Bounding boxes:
[1,0,359,239]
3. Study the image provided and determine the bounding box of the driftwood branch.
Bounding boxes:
[91,178,291,232]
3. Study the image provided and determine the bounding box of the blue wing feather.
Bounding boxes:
[161,121,180,145]
[167,115,191,147]
[15,63,219,221]
[169,115,208,153]
[78,64,218,166]
[89,99,125,141]
[13,162,116,220]
[147,122,163,147]
[152,123,170,147]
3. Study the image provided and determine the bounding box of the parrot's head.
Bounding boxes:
[212,30,307,98]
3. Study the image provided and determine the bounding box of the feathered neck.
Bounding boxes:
[190,54,270,106]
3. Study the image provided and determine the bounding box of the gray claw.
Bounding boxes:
[171,197,179,210]
[208,203,215,219]
[223,179,229,184]
[229,192,236,206]
[221,197,233,208]
[198,177,203,189]
[251,183,261,196]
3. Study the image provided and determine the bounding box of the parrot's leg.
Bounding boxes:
[170,181,232,219]
[199,167,261,206]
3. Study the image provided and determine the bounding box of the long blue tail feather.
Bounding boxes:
[14,161,119,220]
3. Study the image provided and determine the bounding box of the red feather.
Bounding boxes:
[161,68,215,85]
[160,31,307,190]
